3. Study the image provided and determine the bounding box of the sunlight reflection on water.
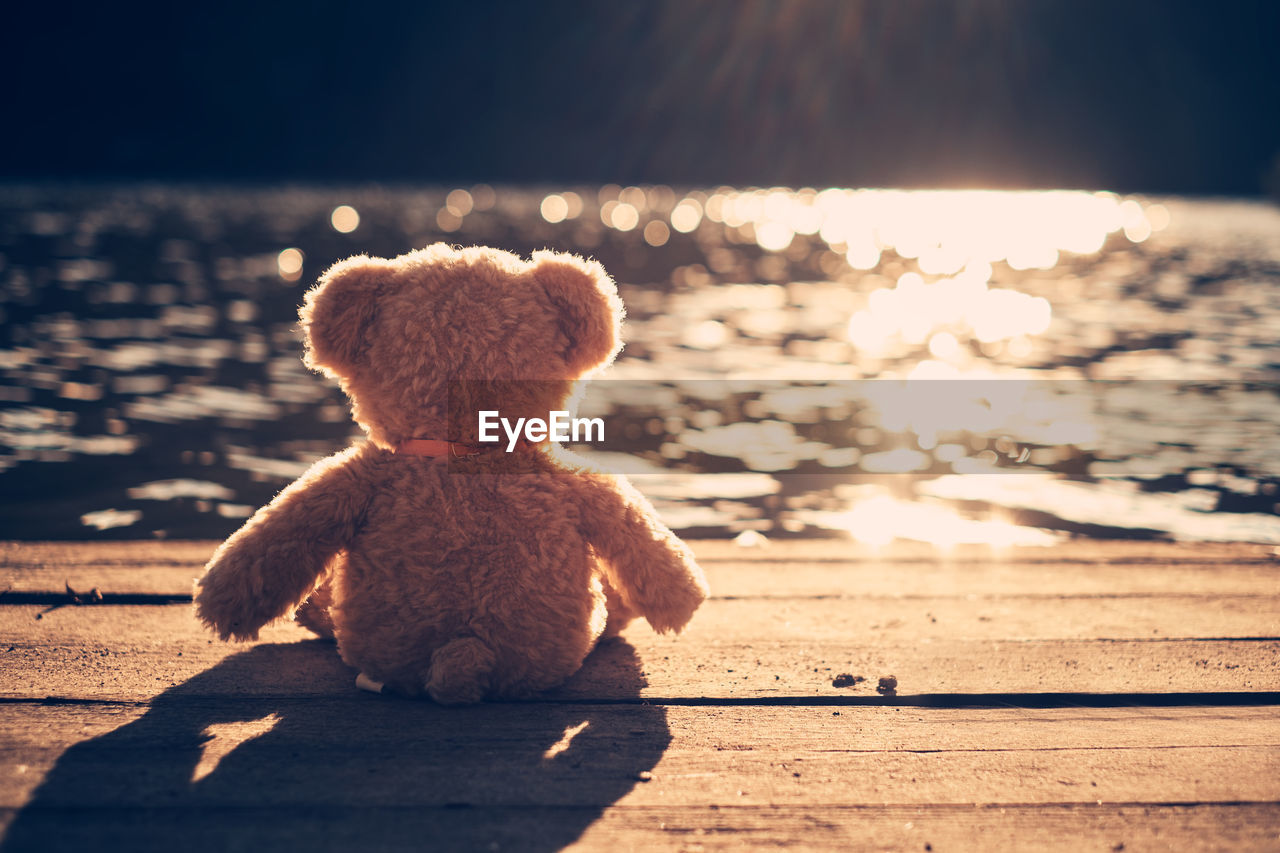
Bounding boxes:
[1,185,1278,546]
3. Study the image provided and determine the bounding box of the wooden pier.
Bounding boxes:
[1,540,1277,851]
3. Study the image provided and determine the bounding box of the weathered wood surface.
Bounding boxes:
[5,539,1279,598]
[1,804,1276,853]
[0,540,1277,851]
[3,703,1278,804]
[1,612,1277,700]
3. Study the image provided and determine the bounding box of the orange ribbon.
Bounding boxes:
[394,439,485,458]
[394,438,533,457]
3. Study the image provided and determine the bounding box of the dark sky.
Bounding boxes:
[5,0,1279,193]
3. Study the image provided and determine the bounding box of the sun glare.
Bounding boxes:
[807,494,1058,549]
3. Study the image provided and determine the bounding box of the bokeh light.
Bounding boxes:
[561,191,584,219]
[276,248,303,282]
[644,220,671,247]
[470,184,497,211]
[330,205,359,233]
[541,194,569,224]
[670,199,703,233]
[1147,203,1171,231]
[436,208,462,232]
[754,221,795,252]
[610,202,640,231]
[446,189,474,217]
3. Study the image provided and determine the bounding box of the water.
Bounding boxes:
[1,184,1279,544]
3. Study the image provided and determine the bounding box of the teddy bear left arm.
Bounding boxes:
[575,472,709,634]
[195,445,375,641]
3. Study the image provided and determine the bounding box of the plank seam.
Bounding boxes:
[4,692,1278,709]
[0,801,1277,812]
[5,592,1280,605]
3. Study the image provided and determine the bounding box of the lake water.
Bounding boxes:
[2,184,1279,545]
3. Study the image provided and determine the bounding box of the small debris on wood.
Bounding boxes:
[876,675,898,695]
[65,581,104,605]
[831,673,864,688]
[33,582,107,619]
[634,771,653,782]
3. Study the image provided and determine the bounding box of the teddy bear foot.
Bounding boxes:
[294,581,337,639]
[425,636,495,706]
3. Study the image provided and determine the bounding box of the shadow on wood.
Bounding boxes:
[2,639,668,852]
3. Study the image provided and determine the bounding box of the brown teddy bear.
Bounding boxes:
[195,244,708,704]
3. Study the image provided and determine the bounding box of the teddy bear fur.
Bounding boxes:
[194,244,708,704]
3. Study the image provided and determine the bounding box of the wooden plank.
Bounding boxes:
[0,539,1277,851]
[712,560,1280,598]
[678,594,1280,641]
[0,623,1276,701]
[6,703,1277,761]
[561,636,1280,700]
[3,804,1277,853]
[574,804,1280,852]
[7,559,1280,600]
[692,539,1280,564]
[0,541,211,598]
[1,705,1276,809]
[4,540,1278,599]
[5,590,1279,644]
[0,541,218,569]
[7,539,1277,568]
[2,704,1277,851]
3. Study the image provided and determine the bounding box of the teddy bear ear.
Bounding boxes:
[532,251,624,374]
[299,255,393,376]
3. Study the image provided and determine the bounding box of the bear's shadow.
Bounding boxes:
[3,639,668,852]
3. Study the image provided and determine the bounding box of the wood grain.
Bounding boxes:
[0,539,1276,851]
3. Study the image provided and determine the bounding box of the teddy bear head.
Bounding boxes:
[299,244,623,450]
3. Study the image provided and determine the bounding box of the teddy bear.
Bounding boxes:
[194,244,708,704]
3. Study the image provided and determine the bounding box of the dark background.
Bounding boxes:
[4,0,1279,194]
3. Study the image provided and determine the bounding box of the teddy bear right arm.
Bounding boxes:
[576,473,709,634]
[195,445,375,641]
